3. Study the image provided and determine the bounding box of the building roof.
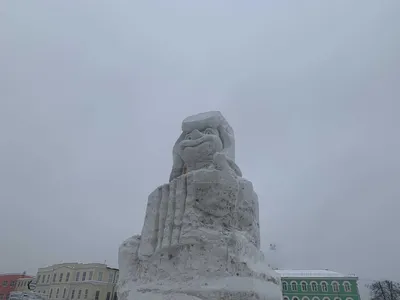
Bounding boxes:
[39,262,118,271]
[0,274,33,278]
[276,269,357,279]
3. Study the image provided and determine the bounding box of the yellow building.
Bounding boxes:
[14,277,33,292]
[27,263,118,300]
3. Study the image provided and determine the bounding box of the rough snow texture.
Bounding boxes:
[9,292,47,300]
[118,111,282,300]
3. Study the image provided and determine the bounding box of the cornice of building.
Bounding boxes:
[276,270,358,280]
[38,263,114,272]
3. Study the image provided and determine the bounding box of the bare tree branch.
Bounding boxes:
[369,280,400,300]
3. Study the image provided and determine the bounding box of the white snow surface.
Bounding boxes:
[9,292,47,300]
[276,270,357,278]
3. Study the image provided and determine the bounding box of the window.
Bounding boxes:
[283,297,289,300]
[323,297,330,300]
[301,282,308,291]
[49,289,53,298]
[291,282,298,291]
[312,297,320,300]
[98,272,103,281]
[37,276,41,283]
[41,276,45,283]
[47,275,50,283]
[63,289,66,298]
[344,282,351,292]
[77,290,82,300]
[89,272,93,281]
[95,291,100,300]
[82,272,86,281]
[321,282,328,292]
[334,297,341,300]
[293,297,299,300]
[302,297,310,300]
[332,282,339,292]
[311,282,318,292]
[59,273,63,282]
[108,272,114,283]
[2,281,8,287]
[66,273,70,282]
[283,281,288,291]
[56,288,59,298]
[71,290,75,299]
[53,274,57,283]
[106,292,111,300]
[113,292,117,300]
[76,272,80,282]
[84,290,88,299]
[115,273,119,283]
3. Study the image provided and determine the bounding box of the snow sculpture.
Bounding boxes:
[9,292,47,300]
[118,111,282,300]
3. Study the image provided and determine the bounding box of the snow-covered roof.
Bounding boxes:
[276,270,357,279]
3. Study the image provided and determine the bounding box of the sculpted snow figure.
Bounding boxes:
[118,111,282,300]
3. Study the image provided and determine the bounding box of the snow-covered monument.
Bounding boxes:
[117,111,282,300]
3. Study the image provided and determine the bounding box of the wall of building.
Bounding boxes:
[0,274,33,300]
[14,278,33,292]
[281,278,360,300]
[33,263,118,300]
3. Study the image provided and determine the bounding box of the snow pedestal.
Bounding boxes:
[9,292,47,300]
[118,111,282,300]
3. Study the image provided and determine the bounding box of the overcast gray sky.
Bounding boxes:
[1,1,399,299]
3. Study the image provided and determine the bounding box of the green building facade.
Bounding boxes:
[276,270,360,300]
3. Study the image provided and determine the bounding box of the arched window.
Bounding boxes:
[311,282,318,292]
[312,297,320,300]
[335,297,341,300]
[343,282,351,292]
[291,282,298,291]
[302,297,310,300]
[293,297,300,300]
[283,282,288,291]
[301,281,308,291]
[323,297,330,300]
[321,282,328,292]
[284,297,289,300]
[332,281,339,292]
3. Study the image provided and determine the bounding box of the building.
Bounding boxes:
[31,263,118,300]
[276,270,360,300]
[0,274,33,300]
[14,277,33,293]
